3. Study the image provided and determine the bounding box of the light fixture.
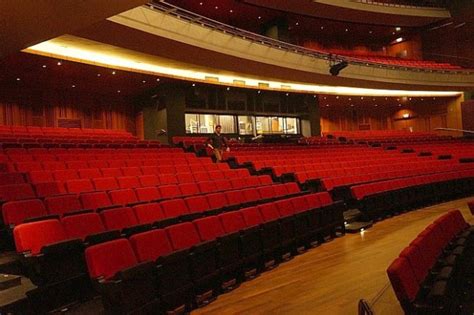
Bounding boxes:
[156,78,160,81]
[226,87,230,91]
[142,80,146,83]
[257,90,261,94]
[97,73,101,77]
[395,27,401,31]
[72,84,76,88]
[398,104,402,107]
[214,6,218,9]
[112,71,116,75]
[16,77,21,81]
[395,37,403,43]
[258,16,261,19]
[320,26,324,30]
[192,83,196,87]
[57,61,62,66]
[117,90,121,93]
[229,9,233,13]
[402,113,410,118]
[42,65,47,68]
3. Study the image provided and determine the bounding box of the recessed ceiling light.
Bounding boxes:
[142,80,146,83]
[42,65,47,68]
[57,61,62,66]
[257,90,261,94]
[313,95,317,98]
[361,96,364,99]
[392,32,396,35]
[226,87,230,91]
[16,77,20,81]
[398,104,402,106]
[258,16,261,19]
[192,83,196,87]
[117,90,121,93]
[375,104,378,107]
[285,93,289,96]
[72,84,76,88]
[369,30,373,34]
[199,2,203,5]
[156,78,160,81]
[321,26,324,30]
[295,22,299,26]
[97,73,101,77]
[350,104,354,107]
[348,98,352,100]
[345,28,349,32]
[395,27,401,31]
[112,71,116,75]
[395,37,403,43]
[229,9,233,13]
[323,96,327,99]
[336,96,339,99]
[326,104,330,107]
[214,6,218,9]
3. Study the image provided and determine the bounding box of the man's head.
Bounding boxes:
[215,125,222,134]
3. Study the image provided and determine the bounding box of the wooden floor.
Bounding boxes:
[192,197,474,315]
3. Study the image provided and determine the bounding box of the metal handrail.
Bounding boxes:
[149,1,472,75]
[354,0,447,9]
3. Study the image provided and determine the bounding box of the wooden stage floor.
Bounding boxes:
[192,197,474,315]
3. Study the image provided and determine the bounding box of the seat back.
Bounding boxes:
[14,219,67,254]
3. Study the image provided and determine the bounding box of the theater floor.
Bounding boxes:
[191,197,474,315]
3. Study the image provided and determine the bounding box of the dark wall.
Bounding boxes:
[421,1,474,67]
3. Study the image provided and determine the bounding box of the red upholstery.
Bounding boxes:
[133,203,165,224]
[100,207,138,231]
[219,211,246,234]
[14,219,67,254]
[85,239,138,280]
[130,229,173,262]
[166,222,201,251]
[2,199,47,225]
[80,191,113,210]
[62,212,105,240]
[45,194,82,216]
[194,216,226,241]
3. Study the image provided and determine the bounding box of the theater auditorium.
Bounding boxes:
[1,0,474,314]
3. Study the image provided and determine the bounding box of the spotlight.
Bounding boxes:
[329,61,348,76]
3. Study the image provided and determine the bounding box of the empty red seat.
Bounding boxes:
[138,175,160,187]
[34,182,65,198]
[198,181,217,194]
[386,257,420,314]
[53,170,79,182]
[121,167,142,176]
[66,179,94,194]
[219,211,246,234]
[179,183,200,196]
[66,161,88,169]
[129,229,173,262]
[2,199,48,226]
[0,184,36,201]
[101,168,123,177]
[184,195,210,215]
[62,212,106,240]
[159,185,181,199]
[109,189,138,206]
[85,238,138,280]
[29,170,54,184]
[45,194,82,216]
[158,174,178,185]
[78,168,102,179]
[133,203,165,225]
[92,177,119,191]
[166,222,201,251]
[135,187,161,202]
[14,219,67,255]
[206,192,228,210]
[160,199,189,219]
[80,191,113,210]
[117,176,141,189]
[100,207,138,231]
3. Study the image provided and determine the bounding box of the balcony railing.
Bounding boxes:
[354,0,448,8]
[149,1,471,75]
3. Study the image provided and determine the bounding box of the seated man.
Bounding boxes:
[207,125,229,162]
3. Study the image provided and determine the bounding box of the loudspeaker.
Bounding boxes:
[329,61,348,76]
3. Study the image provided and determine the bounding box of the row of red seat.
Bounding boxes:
[351,169,474,220]
[82,191,340,313]
[12,191,343,313]
[387,209,473,314]
[13,183,304,246]
[0,176,284,223]
[321,163,474,191]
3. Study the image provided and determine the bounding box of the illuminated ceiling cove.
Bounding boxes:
[25,35,461,98]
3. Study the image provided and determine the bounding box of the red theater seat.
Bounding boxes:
[2,199,48,226]
[109,189,138,206]
[62,212,106,240]
[44,194,82,216]
[14,219,67,255]
[100,207,139,231]
[80,191,113,210]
